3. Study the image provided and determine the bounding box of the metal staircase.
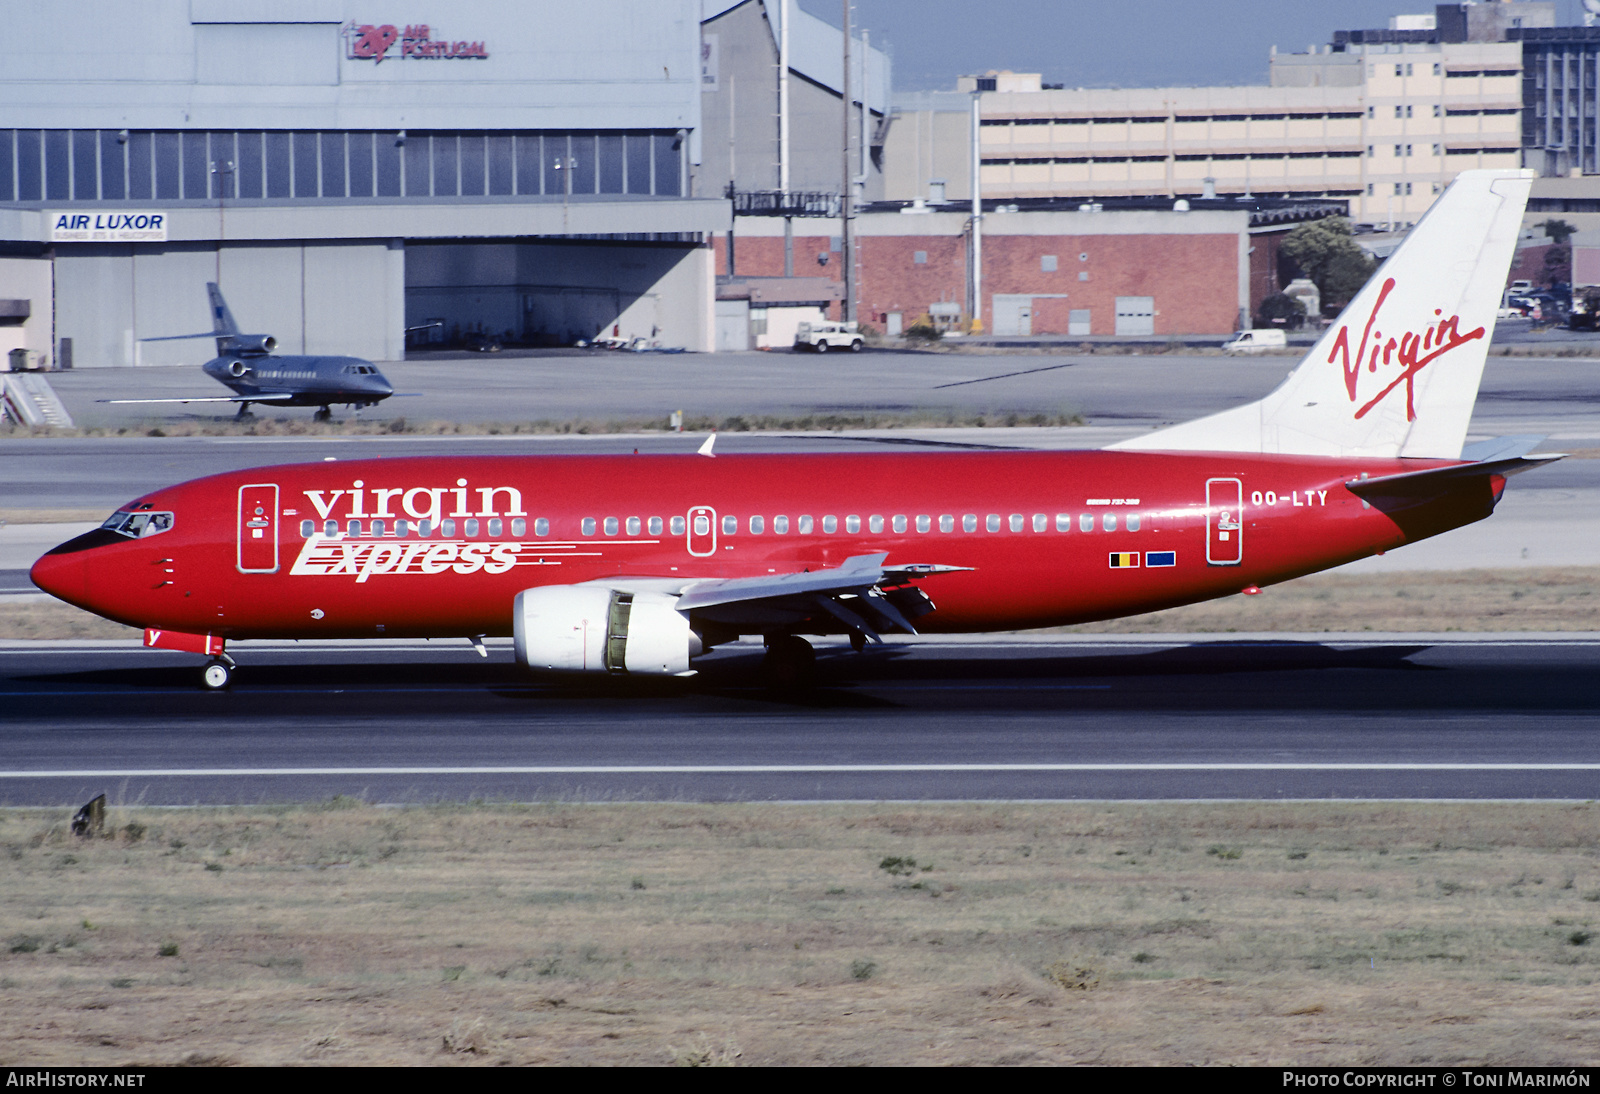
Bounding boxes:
[1,372,75,428]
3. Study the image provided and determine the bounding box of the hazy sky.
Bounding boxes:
[796,0,1592,92]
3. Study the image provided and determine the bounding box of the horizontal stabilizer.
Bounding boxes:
[1346,452,1564,498]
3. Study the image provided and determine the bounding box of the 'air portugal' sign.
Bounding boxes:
[343,22,488,63]
[1327,276,1485,422]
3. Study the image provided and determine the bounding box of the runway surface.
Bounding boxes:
[4,635,1599,805]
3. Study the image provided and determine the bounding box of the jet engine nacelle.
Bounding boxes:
[229,334,277,354]
[226,359,249,377]
[513,586,700,676]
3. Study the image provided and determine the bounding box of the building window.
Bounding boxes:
[1394,182,1404,195]
[1367,145,1375,157]
[1395,64,1404,77]
[1041,254,1057,272]
[1395,105,1404,119]
[1433,63,1441,75]
[1405,182,1413,195]
[1366,106,1374,118]
[1394,144,1403,156]
[1432,144,1441,156]
[1367,183,1374,195]
[913,250,927,264]
[1433,104,1442,117]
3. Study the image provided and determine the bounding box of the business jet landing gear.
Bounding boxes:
[201,654,236,691]
[761,635,816,690]
[314,406,333,422]
[234,402,254,420]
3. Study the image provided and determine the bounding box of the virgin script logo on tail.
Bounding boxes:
[1326,277,1485,422]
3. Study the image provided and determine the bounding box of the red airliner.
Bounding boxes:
[32,170,1555,689]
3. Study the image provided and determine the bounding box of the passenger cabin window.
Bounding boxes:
[1056,514,1071,532]
[647,517,662,535]
[582,518,596,535]
[869,515,885,533]
[799,515,814,534]
[750,515,764,534]
[604,517,619,535]
[441,519,456,537]
[722,515,737,535]
[535,518,549,536]
[325,519,338,536]
[916,515,930,533]
[693,514,710,536]
[892,515,907,533]
[465,519,480,537]
[1103,514,1117,531]
[1009,514,1024,532]
[511,518,525,537]
[395,519,410,537]
[300,519,314,538]
[671,515,686,535]
[487,518,502,537]
[419,519,433,537]
[371,520,386,537]
[1033,514,1047,532]
[940,515,954,532]
[822,516,837,533]
[1079,514,1093,532]
[846,515,861,533]
[774,515,789,534]
[963,515,977,532]
[986,515,1001,532]
[626,517,640,535]
[102,510,176,539]
[1127,514,1141,531]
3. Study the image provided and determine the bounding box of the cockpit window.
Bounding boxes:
[101,510,175,539]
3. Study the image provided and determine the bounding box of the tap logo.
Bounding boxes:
[1326,277,1485,422]
[343,23,489,64]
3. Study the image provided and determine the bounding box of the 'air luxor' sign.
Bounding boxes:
[49,212,167,242]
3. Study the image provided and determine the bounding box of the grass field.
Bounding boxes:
[2,802,1598,1066]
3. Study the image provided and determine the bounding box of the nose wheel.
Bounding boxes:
[201,655,236,691]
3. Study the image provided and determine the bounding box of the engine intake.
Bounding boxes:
[513,586,700,676]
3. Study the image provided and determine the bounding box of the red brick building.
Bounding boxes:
[717,206,1270,337]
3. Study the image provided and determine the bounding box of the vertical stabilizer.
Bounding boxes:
[206,282,240,354]
[1110,169,1533,459]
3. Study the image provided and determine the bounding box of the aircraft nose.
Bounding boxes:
[30,544,88,605]
[373,374,394,397]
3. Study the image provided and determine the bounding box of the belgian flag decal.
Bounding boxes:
[1108,552,1139,568]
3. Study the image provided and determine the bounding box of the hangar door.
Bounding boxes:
[1114,296,1155,336]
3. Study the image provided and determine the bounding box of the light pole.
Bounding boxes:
[210,158,234,286]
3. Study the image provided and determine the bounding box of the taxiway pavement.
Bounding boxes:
[3,635,1599,805]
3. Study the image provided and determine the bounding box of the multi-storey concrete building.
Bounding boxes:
[885,7,1532,227]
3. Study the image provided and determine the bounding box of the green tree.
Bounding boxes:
[1279,217,1379,309]
[1536,218,1577,246]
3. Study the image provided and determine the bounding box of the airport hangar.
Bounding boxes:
[0,0,728,371]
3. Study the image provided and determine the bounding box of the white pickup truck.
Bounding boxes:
[794,321,864,353]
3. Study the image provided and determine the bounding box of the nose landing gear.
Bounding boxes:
[201,654,237,691]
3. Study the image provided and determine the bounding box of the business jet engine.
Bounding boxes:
[513,586,702,676]
[229,334,277,355]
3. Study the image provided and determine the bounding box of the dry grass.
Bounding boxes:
[5,568,1599,642]
[1,802,1597,1066]
[1064,567,1600,634]
[0,409,1086,441]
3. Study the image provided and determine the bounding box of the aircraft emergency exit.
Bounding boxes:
[103,283,401,420]
[34,170,1557,690]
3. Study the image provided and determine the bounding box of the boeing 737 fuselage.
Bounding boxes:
[32,170,1556,689]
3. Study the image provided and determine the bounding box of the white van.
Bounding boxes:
[1221,329,1288,354]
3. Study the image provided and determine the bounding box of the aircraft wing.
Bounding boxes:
[99,393,297,405]
[674,553,970,642]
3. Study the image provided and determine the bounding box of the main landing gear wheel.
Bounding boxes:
[314,406,333,422]
[201,658,234,691]
[761,635,816,691]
